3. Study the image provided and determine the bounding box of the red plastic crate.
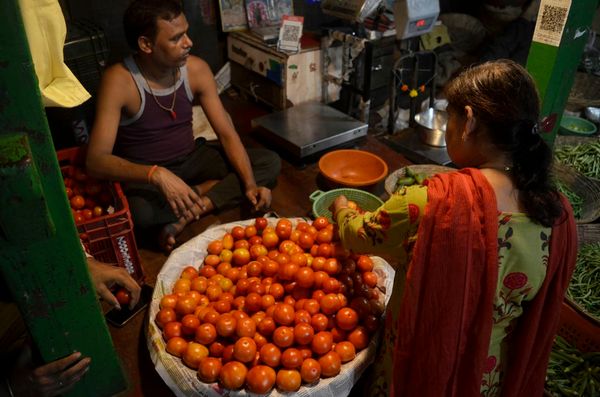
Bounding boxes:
[556,299,600,352]
[57,146,145,283]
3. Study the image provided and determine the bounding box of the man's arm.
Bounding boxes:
[188,56,271,209]
[86,64,202,219]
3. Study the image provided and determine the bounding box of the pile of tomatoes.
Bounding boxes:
[62,166,114,224]
[155,217,385,394]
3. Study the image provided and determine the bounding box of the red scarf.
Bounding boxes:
[390,168,577,397]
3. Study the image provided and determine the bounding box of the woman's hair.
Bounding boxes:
[444,59,563,227]
[123,0,183,51]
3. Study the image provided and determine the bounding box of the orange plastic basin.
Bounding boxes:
[318,149,388,187]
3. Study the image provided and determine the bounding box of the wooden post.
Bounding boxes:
[526,0,599,146]
[0,1,127,396]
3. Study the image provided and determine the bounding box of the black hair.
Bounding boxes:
[444,59,563,227]
[123,0,183,51]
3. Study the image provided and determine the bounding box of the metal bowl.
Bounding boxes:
[585,107,600,124]
[415,108,447,147]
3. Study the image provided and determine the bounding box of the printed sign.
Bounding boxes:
[532,0,571,47]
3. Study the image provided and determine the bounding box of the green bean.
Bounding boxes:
[555,181,584,219]
[555,141,600,179]
[566,243,600,320]
[546,336,600,396]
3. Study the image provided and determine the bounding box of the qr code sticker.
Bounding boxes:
[539,4,568,33]
[282,25,301,43]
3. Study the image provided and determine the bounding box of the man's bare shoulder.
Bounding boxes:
[186,55,211,74]
[100,62,135,91]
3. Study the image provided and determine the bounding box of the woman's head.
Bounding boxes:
[444,59,562,226]
[123,0,184,51]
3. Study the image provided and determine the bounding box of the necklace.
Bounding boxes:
[139,64,178,120]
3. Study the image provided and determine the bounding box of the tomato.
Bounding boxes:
[357,255,374,272]
[255,217,268,231]
[322,277,341,293]
[257,316,276,336]
[300,358,321,384]
[221,345,235,364]
[244,292,262,313]
[318,351,341,377]
[348,326,370,350]
[311,331,333,355]
[155,308,177,328]
[336,307,359,331]
[82,209,93,220]
[261,230,279,249]
[115,288,131,306]
[230,226,246,240]
[311,313,329,332]
[236,317,256,338]
[166,336,188,358]
[273,303,295,326]
[278,262,298,281]
[335,341,356,363]
[173,278,192,294]
[234,239,250,250]
[294,309,312,325]
[294,266,314,289]
[202,309,220,325]
[362,271,378,288]
[331,327,347,343]
[275,219,293,240]
[232,248,251,266]
[246,365,276,394]
[303,299,320,316]
[70,194,85,210]
[312,216,330,230]
[323,258,340,275]
[197,357,222,383]
[272,326,294,348]
[233,336,257,363]
[280,347,302,369]
[219,361,248,390]
[219,249,233,264]
[319,293,341,315]
[297,232,314,250]
[245,225,258,239]
[195,323,217,345]
[276,369,301,392]
[209,341,225,357]
[259,343,281,367]
[293,323,314,345]
[316,229,334,245]
[175,295,197,316]
[180,314,200,336]
[182,342,209,369]
[92,206,103,217]
[221,233,234,250]
[216,313,237,338]
[205,285,222,302]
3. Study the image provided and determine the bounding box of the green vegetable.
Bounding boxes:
[567,243,600,321]
[555,142,600,180]
[546,336,600,397]
[394,168,428,192]
[555,181,583,219]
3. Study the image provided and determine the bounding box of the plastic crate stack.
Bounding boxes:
[57,146,145,284]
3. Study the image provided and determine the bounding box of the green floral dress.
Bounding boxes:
[336,185,551,396]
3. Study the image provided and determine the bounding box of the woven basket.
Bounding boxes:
[568,72,600,109]
[577,223,600,247]
[384,165,456,196]
[310,189,384,223]
[553,163,600,224]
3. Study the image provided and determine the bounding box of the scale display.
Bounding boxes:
[394,0,439,39]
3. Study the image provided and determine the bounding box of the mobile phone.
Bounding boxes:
[105,284,153,327]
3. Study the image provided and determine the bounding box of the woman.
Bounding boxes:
[333,60,577,396]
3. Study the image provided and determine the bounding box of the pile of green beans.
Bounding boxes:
[546,336,600,396]
[556,181,584,219]
[555,141,600,180]
[394,168,426,191]
[567,243,600,321]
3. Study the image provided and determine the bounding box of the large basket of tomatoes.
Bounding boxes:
[57,146,144,282]
[147,217,394,396]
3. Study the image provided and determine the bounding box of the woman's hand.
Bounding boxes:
[245,186,272,211]
[150,166,205,219]
[8,347,91,397]
[330,195,349,218]
[87,258,141,310]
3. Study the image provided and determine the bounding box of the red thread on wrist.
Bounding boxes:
[147,165,158,184]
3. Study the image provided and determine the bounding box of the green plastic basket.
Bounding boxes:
[559,116,597,136]
[309,188,384,222]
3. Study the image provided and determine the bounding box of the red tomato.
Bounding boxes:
[166,336,188,358]
[115,288,131,306]
[233,337,257,363]
[183,342,209,369]
[70,195,85,210]
[300,358,321,384]
[276,369,301,392]
[259,343,281,367]
[245,365,276,394]
[280,348,302,369]
[254,217,268,231]
[335,341,356,363]
[336,307,359,331]
[219,361,248,390]
[311,331,333,355]
[318,351,341,377]
[92,206,103,217]
[163,321,182,341]
[197,357,222,383]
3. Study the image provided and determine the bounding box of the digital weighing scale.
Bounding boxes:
[251,101,368,160]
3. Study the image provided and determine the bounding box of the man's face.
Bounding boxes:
[150,13,193,67]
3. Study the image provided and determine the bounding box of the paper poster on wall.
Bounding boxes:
[532,0,571,47]
[219,0,248,32]
[245,0,293,28]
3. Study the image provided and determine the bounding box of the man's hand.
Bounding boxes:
[8,347,91,397]
[330,195,349,217]
[151,166,205,219]
[87,258,141,310]
[245,186,272,211]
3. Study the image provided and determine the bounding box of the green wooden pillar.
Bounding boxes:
[526,0,599,146]
[0,1,127,396]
